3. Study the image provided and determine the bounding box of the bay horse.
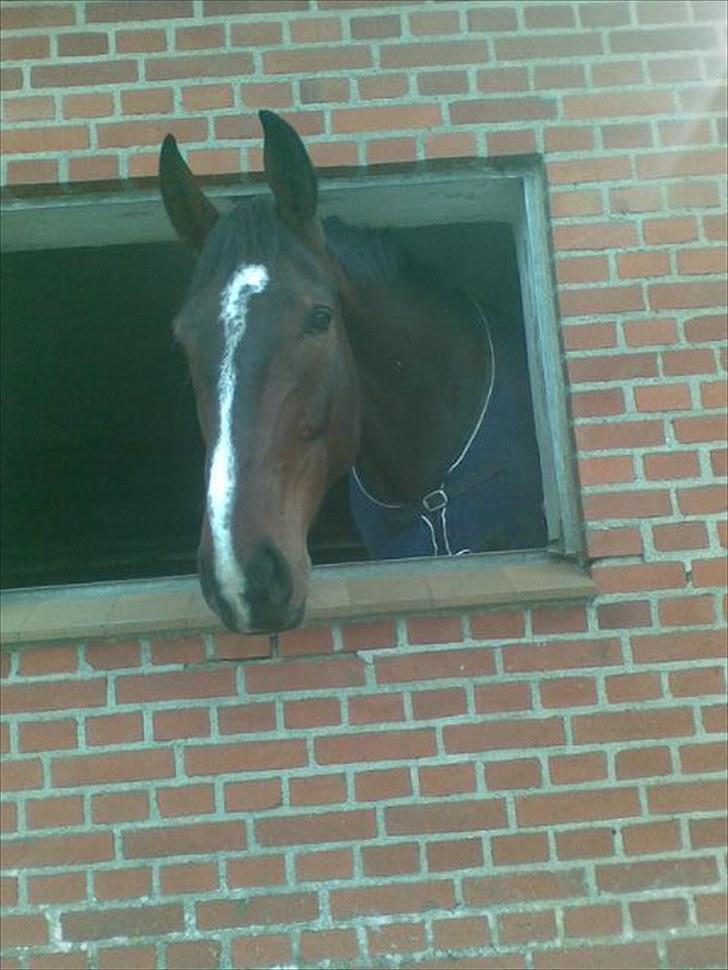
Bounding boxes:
[159,110,545,633]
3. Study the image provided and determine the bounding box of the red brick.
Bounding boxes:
[556,828,615,861]
[197,893,317,929]
[597,856,718,893]
[19,646,78,676]
[257,809,376,847]
[629,899,688,931]
[385,799,506,836]
[279,624,334,657]
[157,783,215,817]
[330,880,454,918]
[549,156,632,186]
[432,915,490,950]
[474,682,532,712]
[185,738,307,775]
[379,647,488,686]
[295,847,353,882]
[469,610,525,639]
[4,832,112,869]
[445,717,564,753]
[569,353,657,382]
[541,677,598,708]
[690,817,728,850]
[349,13,401,39]
[348,692,405,724]
[605,672,662,703]
[86,712,142,746]
[615,745,673,780]
[623,319,678,346]
[587,527,643,559]
[592,562,685,595]
[427,838,483,872]
[644,215,699,244]
[217,702,276,734]
[557,255,610,285]
[574,707,695,744]
[551,191,604,220]
[27,871,86,905]
[354,767,411,801]
[31,60,137,88]
[62,904,183,941]
[2,757,43,791]
[1,678,106,713]
[369,921,425,956]
[53,749,174,788]
[265,46,371,74]
[576,419,665,452]
[289,773,347,806]
[622,820,682,856]
[550,751,607,785]
[584,488,672,521]
[92,791,149,824]
[695,890,728,924]
[564,903,622,938]
[94,866,151,901]
[533,942,659,969]
[693,557,728,588]
[648,779,727,814]
[411,687,467,719]
[18,718,77,752]
[166,940,221,970]
[224,779,282,813]
[362,842,419,877]
[667,936,728,970]
[159,862,218,895]
[499,909,556,943]
[227,855,286,888]
[632,629,726,662]
[115,668,234,704]
[146,52,253,81]
[316,728,436,764]
[283,697,340,729]
[503,638,622,672]
[125,820,245,859]
[644,450,701,479]
[464,869,586,905]
[26,795,84,830]
[246,656,363,693]
[299,929,358,966]
[115,28,166,53]
[485,757,542,791]
[652,521,709,550]
[418,763,476,797]
[492,831,549,865]
[517,787,640,826]
[153,708,210,741]
[1,914,48,946]
[597,601,652,630]
[669,665,725,696]
[212,632,269,661]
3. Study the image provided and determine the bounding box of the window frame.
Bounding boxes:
[0,156,594,646]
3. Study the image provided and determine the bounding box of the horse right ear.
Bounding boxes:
[159,134,219,252]
[259,110,318,231]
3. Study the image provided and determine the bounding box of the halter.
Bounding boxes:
[350,300,496,556]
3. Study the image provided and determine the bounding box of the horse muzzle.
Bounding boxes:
[199,540,306,634]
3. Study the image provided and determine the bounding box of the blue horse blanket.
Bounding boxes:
[348,309,547,559]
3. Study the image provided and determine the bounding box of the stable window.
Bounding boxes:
[0,157,593,644]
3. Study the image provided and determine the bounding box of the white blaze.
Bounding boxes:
[208,263,268,626]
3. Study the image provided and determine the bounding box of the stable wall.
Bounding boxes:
[1,2,727,969]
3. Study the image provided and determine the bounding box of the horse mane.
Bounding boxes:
[187,197,454,305]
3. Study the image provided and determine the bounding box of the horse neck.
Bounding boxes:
[341,273,490,505]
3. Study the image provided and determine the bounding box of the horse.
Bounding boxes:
[159,110,546,634]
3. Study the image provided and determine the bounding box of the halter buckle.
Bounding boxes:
[422,488,448,512]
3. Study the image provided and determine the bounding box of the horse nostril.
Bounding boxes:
[246,543,292,608]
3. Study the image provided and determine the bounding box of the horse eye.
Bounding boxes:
[305,305,332,335]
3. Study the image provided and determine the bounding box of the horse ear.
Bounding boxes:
[259,110,318,230]
[159,134,219,252]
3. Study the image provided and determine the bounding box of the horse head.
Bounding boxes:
[159,111,360,633]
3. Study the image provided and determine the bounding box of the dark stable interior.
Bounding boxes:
[1,221,539,589]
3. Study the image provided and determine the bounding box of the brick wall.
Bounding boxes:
[1,1,727,968]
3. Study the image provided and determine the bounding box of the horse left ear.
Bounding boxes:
[159,134,219,252]
[259,110,318,231]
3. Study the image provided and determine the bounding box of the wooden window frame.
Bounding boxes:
[0,156,595,646]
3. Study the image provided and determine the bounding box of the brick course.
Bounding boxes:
[1,1,726,968]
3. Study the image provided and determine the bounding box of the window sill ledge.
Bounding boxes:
[0,553,595,647]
